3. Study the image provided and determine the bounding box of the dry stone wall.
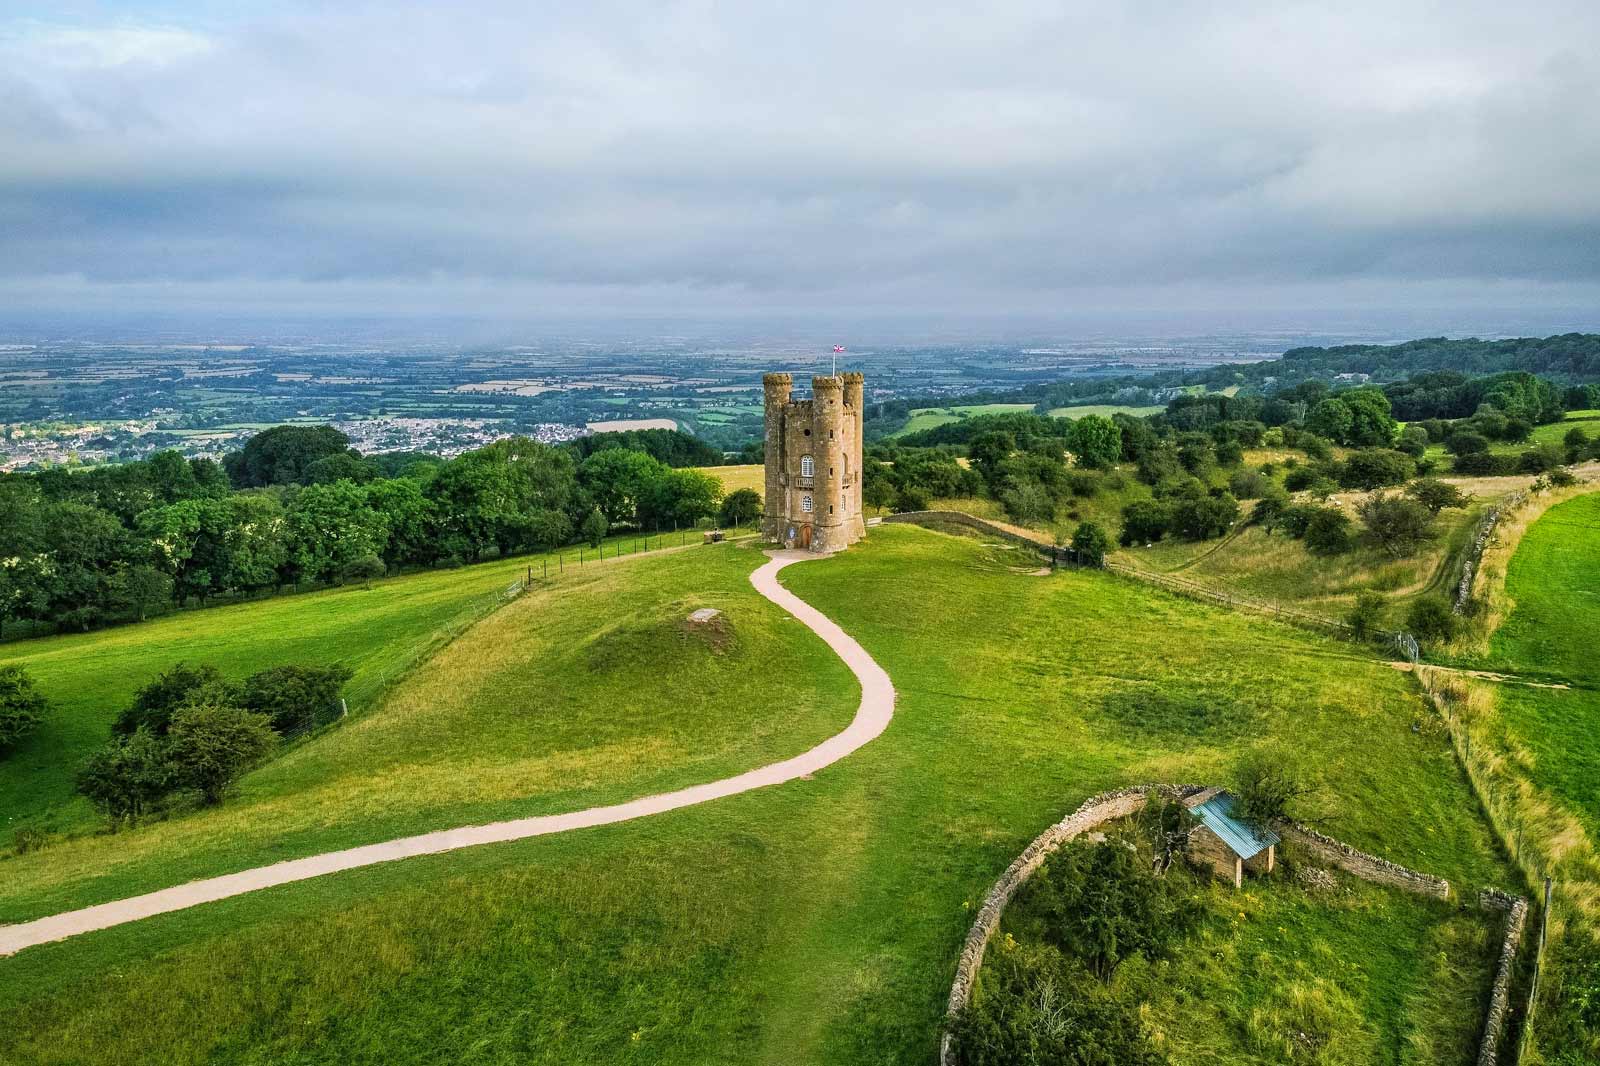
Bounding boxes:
[939,783,1207,1066]
[1275,823,1451,899]
[1475,890,1530,1066]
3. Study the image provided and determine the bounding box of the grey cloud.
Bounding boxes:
[1,0,1599,314]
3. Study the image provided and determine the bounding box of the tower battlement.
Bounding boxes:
[761,371,866,553]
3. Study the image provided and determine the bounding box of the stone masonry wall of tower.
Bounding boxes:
[761,371,866,553]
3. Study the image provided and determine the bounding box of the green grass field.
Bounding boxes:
[1046,403,1165,419]
[0,529,736,842]
[0,524,1512,1064]
[888,402,1036,437]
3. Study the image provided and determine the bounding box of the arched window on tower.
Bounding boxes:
[800,455,814,477]
[801,494,814,513]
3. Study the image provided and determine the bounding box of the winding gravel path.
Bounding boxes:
[0,550,894,958]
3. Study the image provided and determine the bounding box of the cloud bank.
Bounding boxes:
[3,1,1599,316]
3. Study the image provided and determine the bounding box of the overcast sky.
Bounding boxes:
[3,1,1599,320]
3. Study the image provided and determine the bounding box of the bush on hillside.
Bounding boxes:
[946,945,1165,1066]
[580,506,609,547]
[893,485,929,513]
[1405,478,1470,515]
[717,488,761,529]
[1170,490,1238,541]
[76,728,179,822]
[1228,468,1273,499]
[1452,451,1516,476]
[114,663,240,736]
[1357,496,1437,558]
[1070,522,1111,566]
[240,663,354,735]
[1346,591,1388,640]
[1232,747,1314,829]
[340,553,387,585]
[1339,449,1416,490]
[1001,479,1056,524]
[1406,598,1457,645]
[1119,500,1171,546]
[0,666,48,752]
[167,703,280,805]
[1518,443,1566,474]
[1303,508,1353,555]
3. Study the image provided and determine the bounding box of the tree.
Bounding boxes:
[717,488,761,529]
[305,450,379,485]
[42,501,130,630]
[1169,490,1238,541]
[1067,415,1121,469]
[1303,507,1353,555]
[365,477,437,568]
[106,565,174,622]
[75,728,178,821]
[1339,448,1416,489]
[224,425,354,488]
[967,430,1017,488]
[1232,747,1314,828]
[1346,591,1388,640]
[862,463,895,511]
[581,506,609,546]
[578,448,668,527]
[115,662,241,736]
[1070,522,1110,566]
[1001,478,1055,524]
[1027,837,1198,980]
[1306,397,1354,443]
[639,468,723,530]
[166,703,279,805]
[0,665,48,750]
[1405,478,1470,515]
[341,553,386,585]
[1446,430,1490,456]
[1119,500,1171,545]
[241,663,353,734]
[287,480,391,584]
[893,485,929,512]
[1357,496,1437,558]
[1406,598,1457,645]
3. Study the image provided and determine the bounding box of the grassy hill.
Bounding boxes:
[0,524,1512,1064]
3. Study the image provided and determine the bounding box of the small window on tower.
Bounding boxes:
[800,455,814,477]
[801,495,814,513]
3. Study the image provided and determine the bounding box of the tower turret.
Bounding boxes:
[811,375,845,552]
[762,373,792,541]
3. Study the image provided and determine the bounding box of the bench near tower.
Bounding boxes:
[762,372,866,553]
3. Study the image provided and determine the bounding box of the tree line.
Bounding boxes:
[1,426,733,636]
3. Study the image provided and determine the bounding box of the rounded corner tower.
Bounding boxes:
[761,370,866,553]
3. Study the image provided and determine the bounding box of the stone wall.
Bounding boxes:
[1275,822,1451,899]
[940,788,1476,1066]
[939,783,1207,1066]
[1475,890,1530,1066]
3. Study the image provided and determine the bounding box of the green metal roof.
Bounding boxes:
[1194,792,1279,860]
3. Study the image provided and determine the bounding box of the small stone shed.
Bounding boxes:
[1186,791,1279,889]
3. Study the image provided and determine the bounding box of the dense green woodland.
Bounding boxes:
[0,426,732,637]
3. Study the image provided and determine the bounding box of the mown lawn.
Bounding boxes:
[0,525,1511,1065]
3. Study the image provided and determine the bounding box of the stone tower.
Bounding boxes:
[762,371,866,553]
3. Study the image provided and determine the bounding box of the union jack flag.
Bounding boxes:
[833,345,846,353]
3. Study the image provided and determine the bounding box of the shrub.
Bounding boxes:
[1231,747,1313,828]
[1119,500,1171,546]
[580,506,610,546]
[946,945,1165,1066]
[240,663,354,735]
[114,663,240,736]
[1275,503,1321,538]
[1251,486,1291,531]
[1214,439,1244,467]
[76,728,179,821]
[166,703,280,805]
[1405,598,1457,645]
[341,553,387,585]
[1548,467,1579,488]
[1339,448,1416,490]
[1001,478,1056,525]
[716,488,760,529]
[1304,508,1353,555]
[0,665,48,751]
[1452,451,1515,476]
[1346,591,1388,639]
[1228,468,1272,499]
[1357,495,1437,558]
[892,485,929,513]
[1170,490,1238,541]
[1070,522,1111,566]
[1066,470,1100,498]
[1518,443,1566,474]
[1446,430,1490,456]
[1405,478,1470,515]
[1396,424,1430,458]
[1025,837,1198,979]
